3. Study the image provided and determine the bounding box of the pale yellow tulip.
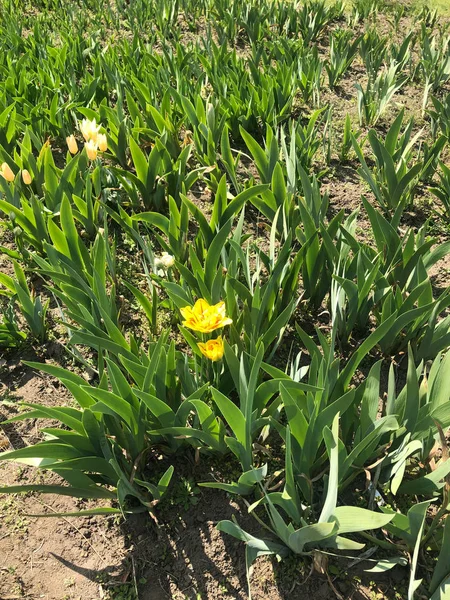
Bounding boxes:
[85,140,98,161]
[97,133,107,152]
[0,162,15,182]
[66,135,79,155]
[80,118,100,142]
[22,170,32,185]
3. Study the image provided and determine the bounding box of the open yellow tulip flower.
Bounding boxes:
[0,162,15,182]
[198,336,224,361]
[181,299,232,333]
[80,118,101,142]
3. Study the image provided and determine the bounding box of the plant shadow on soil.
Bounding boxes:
[31,470,407,600]
[43,492,250,600]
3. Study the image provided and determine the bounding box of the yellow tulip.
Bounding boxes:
[181,299,232,333]
[66,134,79,155]
[85,139,98,161]
[198,336,224,362]
[21,169,32,185]
[80,118,100,142]
[97,133,108,152]
[0,162,15,182]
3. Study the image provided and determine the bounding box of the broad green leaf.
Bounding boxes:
[331,506,394,533]
[289,522,337,553]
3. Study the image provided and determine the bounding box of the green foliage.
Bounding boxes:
[430,162,450,218]
[417,24,450,112]
[326,30,361,89]
[352,110,423,217]
[0,300,26,347]
[356,62,408,126]
[0,260,48,341]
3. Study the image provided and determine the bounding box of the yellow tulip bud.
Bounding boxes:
[85,140,98,161]
[1,162,15,182]
[97,133,108,152]
[22,169,32,185]
[66,135,79,155]
[198,336,225,362]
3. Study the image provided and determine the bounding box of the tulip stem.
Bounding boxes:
[214,362,221,389]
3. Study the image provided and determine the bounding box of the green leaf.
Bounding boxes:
[319,413,340,523]
[0,484,115,499]
[211,388,246,445]
[129,136,148,183]
[0,443,84,461]
[331,506,394,533]
[430,575,450,600]
[430,516,450,596]
[365,557,408,573]
[408,500,432,600]
[399,460,450,495]
[289,522,337,553]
